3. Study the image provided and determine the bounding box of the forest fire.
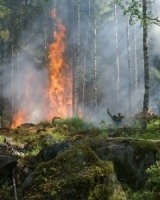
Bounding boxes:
[11,9,72,128]
[46,9,72,120]
[11,71,37,129]
[11,111,26,129]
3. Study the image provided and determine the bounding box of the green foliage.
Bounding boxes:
[146,161,160,192]
[0,0,11,18]
[0,135,4,143]
[150,67,160,82]
[116,0,160,26]
[38,120,51,128]
[126,188,155,200]
[96,0,113,25]
[0,29,9,41]
[0,180,13,200]
[126,161,160,200]
[53,117,94,134]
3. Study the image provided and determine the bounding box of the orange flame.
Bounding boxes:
[11,72,35,128]
[46,9,72,120]
[11,111,26,129]
[11,9,72,128]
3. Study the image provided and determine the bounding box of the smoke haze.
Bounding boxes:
[1,0,160,126]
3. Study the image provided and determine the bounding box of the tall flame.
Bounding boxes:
[11,9,72,128]
[46,9,72,119]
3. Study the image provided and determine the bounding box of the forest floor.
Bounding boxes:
[0,117,160,199]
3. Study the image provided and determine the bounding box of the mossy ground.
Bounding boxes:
[0,117,160,199]
[23,144,125,200]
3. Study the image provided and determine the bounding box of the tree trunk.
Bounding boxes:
[17,51,20,114]
[71,0,76,116]
[75,0,81,115]
[133,26,138,90]
[93,0,97,113]
[11,44,14,117]
[142,0,149,130]
[82,0,90,113]
[126,15,132,114]
[114,4,120,110]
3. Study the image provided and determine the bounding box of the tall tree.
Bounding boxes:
[82,0,91,112]
[142,0,149,129]
[114,3,120,110]
[93,0,97,113]
[126,14,132,114]
[133,25,138,89]
[75,0,81,115]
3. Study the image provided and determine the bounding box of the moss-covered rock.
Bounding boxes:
[87,138,158,189]
[23,144,126,200]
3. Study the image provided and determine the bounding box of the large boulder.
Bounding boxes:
[38,141,71,161]
[23,144,126,200]
[87,138,158,188]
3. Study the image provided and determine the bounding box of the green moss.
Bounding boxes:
[53,117,94,134]
[23,144,125,200]
[0,135,5,143]
[129,140,158,155]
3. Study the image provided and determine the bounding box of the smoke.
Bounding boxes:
[1,3,50,125]
[77,1,145,124]
[79,0,160,123]
[1,0,160,127]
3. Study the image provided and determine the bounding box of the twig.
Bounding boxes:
[12,169,18,200]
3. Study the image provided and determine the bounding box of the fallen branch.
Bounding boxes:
[12,169,18,200]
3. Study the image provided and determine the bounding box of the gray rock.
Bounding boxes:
[40,141,71,161]
[88,138,157,188]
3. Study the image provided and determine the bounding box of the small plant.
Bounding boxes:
[53,117,94,133]
[125,162,160,200]
[0,180,13,200]
[146,161,160,192]
[38,120,51,128]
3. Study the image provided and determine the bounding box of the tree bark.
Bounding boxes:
[126,15,132,114]
[114,4,120,110]
[133,26,138,90]
[75,0,81,115]
[82,0,90,112]
[93,0,97,113]
[142,0,149,130]
[71,0,76,116]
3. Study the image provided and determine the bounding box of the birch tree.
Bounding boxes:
[82,0,91,112]
[114,3,120,110]
[133,25,138,89]
[93,0,97,112]
[126,14,132,114]
[71,0,76,116]
[75,0,81,115]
